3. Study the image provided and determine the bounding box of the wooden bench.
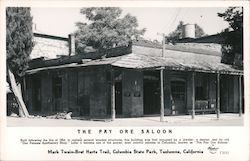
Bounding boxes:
[188,108,217,115]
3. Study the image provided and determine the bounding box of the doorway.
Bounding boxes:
[52,76,62,112]
[170,80,186,115]
[143,71,160,115]
[115,82,123,115]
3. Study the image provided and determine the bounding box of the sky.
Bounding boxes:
[31,7,230,41]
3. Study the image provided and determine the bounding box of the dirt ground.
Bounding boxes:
[6,113,244,127]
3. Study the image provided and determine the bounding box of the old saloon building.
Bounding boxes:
[24,31,244,119]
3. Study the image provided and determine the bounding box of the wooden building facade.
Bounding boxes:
[25,42,244,119]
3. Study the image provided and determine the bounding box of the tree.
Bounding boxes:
[218,7,243,69]
[6,7,33,117]
[166,21,184,43]
[195,24,206,38]
[166,21,205,43]
[75,7,146,53]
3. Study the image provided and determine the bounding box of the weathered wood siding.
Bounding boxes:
[25,67,242,117]
[220,75,240,113]
[122,69,144,117]
[40,72,52,113]
[77,67,108,117]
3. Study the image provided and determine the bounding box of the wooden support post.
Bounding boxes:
[191,72,195,119]
[216,73,220,119]
[160,68,165,122]
[159,33,165,122]
[239,75,242,117]
[111,69,116,121]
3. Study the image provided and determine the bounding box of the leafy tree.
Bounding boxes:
[6,7,33,117]
[75,7,146,53]
[218,7,243,69]
[166,21,184,43]
[166,21,205,43]
[195,24,206,39]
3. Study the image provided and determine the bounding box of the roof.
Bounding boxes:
[133,40,222,56]
[26,45,242,75]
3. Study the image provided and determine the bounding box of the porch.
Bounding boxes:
[110,68,244,120]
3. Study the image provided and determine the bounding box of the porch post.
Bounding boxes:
[191,72,195,119]
[111,69,116,121]
[216,73,220,119]
[239,75,242,117]
[160,68,165,122]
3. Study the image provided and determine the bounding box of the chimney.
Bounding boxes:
[182,24,195,38]
[68,34,76,56]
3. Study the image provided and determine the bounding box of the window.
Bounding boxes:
[171,81,186,101]
[53,76,62,98]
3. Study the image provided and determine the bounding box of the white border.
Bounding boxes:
[0,1,249,161]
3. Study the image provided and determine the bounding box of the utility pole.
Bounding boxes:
[162,34,165,57]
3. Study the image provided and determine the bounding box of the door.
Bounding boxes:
[220,75,229,112]
[79,95,90,116]
[115,82,122,115]
[78,73,90,116]
[144,80,160,115]
[170,80,186,115]
[52,76,62,112]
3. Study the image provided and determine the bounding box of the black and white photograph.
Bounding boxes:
[0,0,249,161]
[6,6,245,126]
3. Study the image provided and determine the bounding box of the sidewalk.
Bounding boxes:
[7,113,243,127]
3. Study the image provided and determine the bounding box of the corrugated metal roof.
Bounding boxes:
[26,45,242,75]
[26,57,119,74]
